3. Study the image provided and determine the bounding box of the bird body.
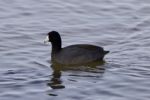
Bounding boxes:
[44,31,109,65]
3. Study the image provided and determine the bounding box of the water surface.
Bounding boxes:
[0,0,150,100]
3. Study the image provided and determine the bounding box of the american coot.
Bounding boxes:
[44,31,109,65]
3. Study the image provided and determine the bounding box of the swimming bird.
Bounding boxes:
[44,31,109,65]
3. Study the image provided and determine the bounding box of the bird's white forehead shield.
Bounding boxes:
[44,36,49,44]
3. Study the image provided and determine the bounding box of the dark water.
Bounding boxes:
[0,0,150,100]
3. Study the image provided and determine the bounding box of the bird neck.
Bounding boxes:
[51,40,62,53]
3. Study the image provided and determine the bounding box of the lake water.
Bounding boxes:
[0,0,150,100]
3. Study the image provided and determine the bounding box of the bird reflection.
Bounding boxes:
[47,60,106,89]
[47,66,65,89]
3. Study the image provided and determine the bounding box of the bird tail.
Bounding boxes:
[104,51,109,55]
